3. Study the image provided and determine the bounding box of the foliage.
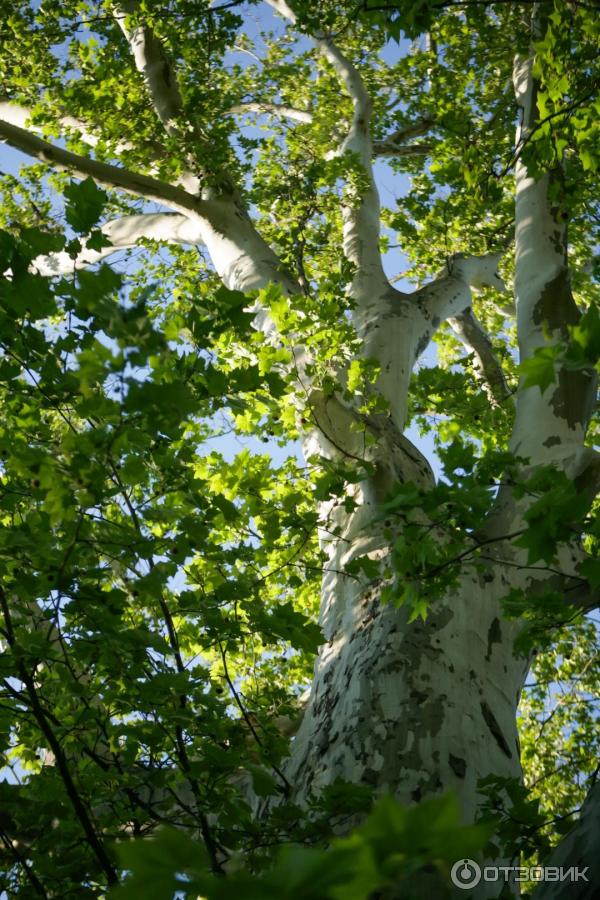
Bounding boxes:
[113,793,492,900]
[0,1,598,897]
[0,221,323,893]
[478,616,600,894]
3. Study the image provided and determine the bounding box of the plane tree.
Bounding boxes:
[0,1,598,897]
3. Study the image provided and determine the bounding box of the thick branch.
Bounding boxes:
[415,252,507,322]
[114,1,185,136]
[265,0,370,149]
[114,3,248,199]
[113,0,214,195]
[0,117,200,214]
[227,102,313,123]
[373,117,436,157]
[0,100,98,145]
[532,778,600,899]
[373,141,434,158]
[448,307,513,407]
[266,0,387,294]
[510,51,596,464]
[0,98,200,194]
[31,212,202,276]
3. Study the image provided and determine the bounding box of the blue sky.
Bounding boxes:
[0,5,442,474]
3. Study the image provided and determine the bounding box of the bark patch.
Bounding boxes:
[543,435,562,447]
[532,268,579,335]
[480,701,512,758]
[485,617,502,661]
[551,367,595,430]
[415,331,430,358]
[448,754,466,778]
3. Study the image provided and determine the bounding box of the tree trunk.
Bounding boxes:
[1,4,597,895]
[281,400,529,899]
[287,557,526,823]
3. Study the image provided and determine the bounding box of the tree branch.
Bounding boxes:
[373,140,434,158]
[265,0,371,148]
[226,101,313,123]
[0,100,99,145]
[561,574,600,613]
[448,307,513,407]
[415,252,507,322]
[0,97,201,195]
[0,117,200,214]
[373,116,436,157]
[114,3,257,201]
[3,96,297,380]
[266,0,387,293]
[0,825,48,897]
[31,212,203,276]
[113,0,185,137]
[0,586,117,885]
[509,49,596,465]
[532,777,600,898]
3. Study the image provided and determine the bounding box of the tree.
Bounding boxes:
[0,0,598,897]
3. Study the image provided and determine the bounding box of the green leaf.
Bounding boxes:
[577,556,600,587]
[64,177,108,234]
[513,468,590,564]
[345,554,380,580]
[519,346,560,393]
[246,764,279,797]
[112,827,210,899]
[567,302,600,366]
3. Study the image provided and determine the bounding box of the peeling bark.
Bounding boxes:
[510,56,596,465]
[2,4,597,893]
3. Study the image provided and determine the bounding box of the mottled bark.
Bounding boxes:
[286,502,527,823]
[2,2,597,893]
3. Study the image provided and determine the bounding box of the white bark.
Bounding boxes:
[226,102,313,123]
[114,1,185,137]
[449,307,513,407]
[510,55,596,466]
[0,116,200,214]
[474,44,598,619]
[194,195,300,296]
[281,438,528,900]
[287,567,526,812]
[350,252,507,432]
[267,0,388,299]
[532,780,600,899]
[31,212,203,276]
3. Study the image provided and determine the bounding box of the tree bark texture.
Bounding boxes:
[1,3,598,896]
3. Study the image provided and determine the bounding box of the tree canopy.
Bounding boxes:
[0,1,598,898]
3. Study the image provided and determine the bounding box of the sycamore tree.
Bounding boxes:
[0,0,599,897]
